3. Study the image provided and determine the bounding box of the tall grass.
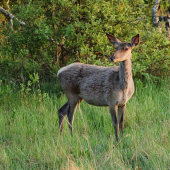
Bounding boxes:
[0,79,170,169]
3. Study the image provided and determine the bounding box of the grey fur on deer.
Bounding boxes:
[57,33,139,142]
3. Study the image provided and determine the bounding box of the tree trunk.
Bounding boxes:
[152,0,160,27]
[165,1,170,40]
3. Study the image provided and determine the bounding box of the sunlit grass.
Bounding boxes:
[0,79,170,169]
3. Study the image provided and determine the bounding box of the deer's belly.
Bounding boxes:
[80,95,109,106]
[84,99,108,106]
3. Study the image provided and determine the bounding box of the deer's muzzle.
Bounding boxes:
[110,55,114,62]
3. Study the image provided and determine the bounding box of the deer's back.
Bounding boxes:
[57,63,121,105]
[57,63,120,89]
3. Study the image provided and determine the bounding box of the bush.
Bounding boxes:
[0,0,170,84]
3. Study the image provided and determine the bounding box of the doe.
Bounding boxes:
[57,33,139,142]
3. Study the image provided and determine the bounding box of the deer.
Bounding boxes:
[57,32,139,142]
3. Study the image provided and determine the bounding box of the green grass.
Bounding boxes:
[0,79,170,169]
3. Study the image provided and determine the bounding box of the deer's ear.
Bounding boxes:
[106,32,121,45]
[131,34,139,48]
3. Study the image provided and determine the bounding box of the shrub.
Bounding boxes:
[0,0,170,84]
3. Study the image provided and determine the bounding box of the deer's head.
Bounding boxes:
[106,33,139,62]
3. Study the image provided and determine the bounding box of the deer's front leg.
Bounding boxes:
[118,104,126,137]
[109,105,118,142]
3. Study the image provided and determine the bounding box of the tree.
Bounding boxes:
[152,0,170,39]
[152,0,160,27]
[0,0,170,83]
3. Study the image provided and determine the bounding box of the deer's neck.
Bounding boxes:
[119,57,133,90]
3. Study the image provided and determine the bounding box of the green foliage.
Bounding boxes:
[0,0,56,82]
[133,27,170,79]
[0,0,170,83]
[0,73,47,105]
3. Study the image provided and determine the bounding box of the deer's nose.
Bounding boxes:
[110,55,114,62]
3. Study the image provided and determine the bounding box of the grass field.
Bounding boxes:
[0,79,170,169]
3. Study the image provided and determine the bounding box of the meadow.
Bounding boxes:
[0,79,170,170]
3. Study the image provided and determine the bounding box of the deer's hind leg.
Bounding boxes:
[58,101,69,133]
[67,94,83,135]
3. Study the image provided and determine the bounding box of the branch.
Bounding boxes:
[0,6,55,42]
[0,6,26,26]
